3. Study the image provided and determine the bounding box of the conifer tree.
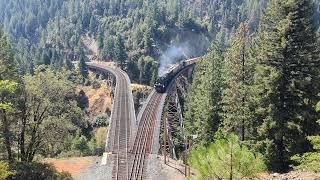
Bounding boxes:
[0,30,18,81]
[143,28,153,55]
[97,29,104,50]
[253,0,320,171]
[190,133,265,179]
[221,23,256,141]
[102,36,114,60]
[184,44,224,145]
[0,29,19,161]
[113,34,127,69]
[78,53,88,79]
[89,15,96,33]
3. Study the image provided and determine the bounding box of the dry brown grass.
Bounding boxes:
[131,83,152,92]
[46,156,97,177]
[94,127,107,147]
[78,83,112,118]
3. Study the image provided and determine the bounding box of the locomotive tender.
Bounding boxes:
[154,58,198,93]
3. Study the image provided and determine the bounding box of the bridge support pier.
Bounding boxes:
[160,69,194,160]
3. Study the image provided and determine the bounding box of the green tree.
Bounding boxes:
[17,66,84,161]
[0,80,17,161]
[0,29,19,161]
[0,161,15,179]
[113,34,127,69]
[0,80,17,110]
[78,53,88,79]
[291,136,320,172]
[89,15,96,33]
[253,0,320,171]
[77,90,89,110]
[221,23,256,141]
[9,162,71,180]
[102,36,114,60]
[0,30,18,81]
[97,29,104,50]
[137,56,158,85]
[190,133,265,180]
[72,135,90,156]
[184,44,224,145]
[40,50,51,65]
[143,27,153,55]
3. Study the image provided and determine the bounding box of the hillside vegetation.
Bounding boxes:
[0,0,272,83]
[1,0,320,179]
[184,0,320,177]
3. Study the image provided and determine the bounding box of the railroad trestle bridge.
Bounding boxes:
[86,60,197,180]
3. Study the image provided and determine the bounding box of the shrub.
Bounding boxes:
[84,79,91,86]
[72,135,90,156]
[105,107,111,117]
[88,128,107,156]
[8,162,72,180]
[88,137,103,156]
[291,136,320,172]
[0,161,15,179]
[93,115,109,127]
[77,90,89,109]
[91,80,101,89]
[58,150,82,158]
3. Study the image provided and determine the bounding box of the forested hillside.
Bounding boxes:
[184,0,320,177]
[0,0,273,83]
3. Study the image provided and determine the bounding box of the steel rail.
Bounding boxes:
[129,62,198,179]
[114,71,130,180]
[129,93,162,180]
[86,63,133,180]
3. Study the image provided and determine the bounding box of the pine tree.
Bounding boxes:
[291,135,320,172]
[0,30,18,81]
[0,29,19,161]
[89,15,96,33]
[143,27,153,55]
[221,23,256,141]
[102,36,114,60]
[184,44,224,145]
[253,0,320,171]
[97,29,104,50]
[113,34,126,69]
[78,53,88,79]
[190,133,265,179]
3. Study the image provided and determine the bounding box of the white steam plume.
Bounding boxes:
[158,32,209,77]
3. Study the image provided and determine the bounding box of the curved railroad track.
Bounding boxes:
[87,63,134,180]
[87,60,197,180]
[111,70,131,180]
[129,92,163,180]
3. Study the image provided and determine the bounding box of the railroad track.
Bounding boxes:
[129,92,163,180]
[87,61,197,180]
[87,63,132,180]
[112,71,131,180]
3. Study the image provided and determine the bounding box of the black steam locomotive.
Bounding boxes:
[154,58,198,93]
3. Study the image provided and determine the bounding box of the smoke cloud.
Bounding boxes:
[158,32,209,77]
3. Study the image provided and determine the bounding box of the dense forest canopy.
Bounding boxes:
[184,0,320,174]
[1,0,320,83]
[0,0,273,81]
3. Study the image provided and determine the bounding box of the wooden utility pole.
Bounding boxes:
[188,140,192,177]
[163,117,167,164]
[184,140,188,176]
